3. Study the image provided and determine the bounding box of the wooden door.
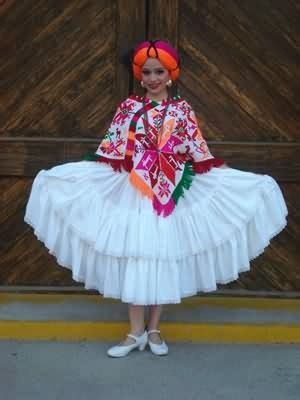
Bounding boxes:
[147,0,300,292]
[1,0,299,293]
[0,0,145,288]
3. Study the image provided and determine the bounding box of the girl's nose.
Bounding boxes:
[150,75,158,83]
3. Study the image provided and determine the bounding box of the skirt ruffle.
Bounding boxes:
[24,161,288,304]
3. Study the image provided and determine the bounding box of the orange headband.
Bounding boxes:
[132,40,180,81]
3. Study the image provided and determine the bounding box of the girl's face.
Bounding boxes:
[141,58,170,100]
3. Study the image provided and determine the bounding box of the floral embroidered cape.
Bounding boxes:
[93,95,224,217]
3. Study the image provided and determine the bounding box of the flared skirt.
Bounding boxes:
[24,161,288,304]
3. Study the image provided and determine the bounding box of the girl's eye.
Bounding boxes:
[142,70,165,75]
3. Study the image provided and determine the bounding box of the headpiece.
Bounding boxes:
[132,40,180,81]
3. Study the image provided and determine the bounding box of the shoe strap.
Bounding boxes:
[127,333,138,341]
[127,332,145,341]
[147,329,160,334]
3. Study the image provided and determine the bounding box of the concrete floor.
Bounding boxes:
[1,340,300,400]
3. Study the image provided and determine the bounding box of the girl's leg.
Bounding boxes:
[147,305,163,344]
[121,304,145,345]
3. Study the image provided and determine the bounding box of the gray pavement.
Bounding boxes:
[1,340,300,400]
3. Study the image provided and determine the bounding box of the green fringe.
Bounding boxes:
[82,152,101,161]
[83,155,195,204]
[172,162,195,204]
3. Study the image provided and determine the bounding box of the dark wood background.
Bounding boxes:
[0,0,299,293]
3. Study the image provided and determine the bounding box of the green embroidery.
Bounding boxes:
[172,162,195,204]
[102,130,114,141]
[82,152,101,161]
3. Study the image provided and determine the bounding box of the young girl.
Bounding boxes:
[24,40,288,357]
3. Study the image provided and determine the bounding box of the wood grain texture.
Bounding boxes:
[165,0,300,292]
[147,0,179,44]
[177,0,299,141]
[116,0,146,99]
[1,0,299,292]
[0,177,77,285]
[0,0,144,139]
[0,139,299,182]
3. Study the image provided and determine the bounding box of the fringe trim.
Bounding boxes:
[153,195,176,217]
[172,162,195,204]
[82,153,133,172]
[193,157,225,173]
[172,158,225,206]
[83,152,226,217]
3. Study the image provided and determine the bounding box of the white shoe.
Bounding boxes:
[107,331,147,358]
[147,329,168,356]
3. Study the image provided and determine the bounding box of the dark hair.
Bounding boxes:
[120,47,134,69]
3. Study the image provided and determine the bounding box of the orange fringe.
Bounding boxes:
[129,170,154,199]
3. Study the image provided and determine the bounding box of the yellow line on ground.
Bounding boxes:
[0,293,299,311]
[0,293,118,305]
[0,321,299,343]
[162,322,300,344]
[180,297,300,311]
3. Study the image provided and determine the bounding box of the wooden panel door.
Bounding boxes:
[1,0,299,294]
[148,0,300,292]
[0,0,145,287]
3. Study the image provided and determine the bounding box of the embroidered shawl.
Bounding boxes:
[93,95,224,217]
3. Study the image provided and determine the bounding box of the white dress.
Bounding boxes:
[24,96,288,305]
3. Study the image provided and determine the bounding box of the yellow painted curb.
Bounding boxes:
[0,321,299,343]
[180,297,300,311]
[0,293,299,311]
[162,322,300,344]
[0,293,118,305]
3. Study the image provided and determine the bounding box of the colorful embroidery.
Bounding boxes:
[93,95,225,216]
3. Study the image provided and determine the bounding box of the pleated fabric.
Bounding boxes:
[24,161,287,304]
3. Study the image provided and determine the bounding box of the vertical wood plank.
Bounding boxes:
[116,0,146,101]
[147,0,179,44]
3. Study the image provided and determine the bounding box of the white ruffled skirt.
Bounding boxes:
[24,161,288,305]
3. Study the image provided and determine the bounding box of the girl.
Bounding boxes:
[24,40,288,357]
